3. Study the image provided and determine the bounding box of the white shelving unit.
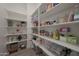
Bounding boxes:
[6,19,27,54]
[31,3,79,56]
[6,19,27,44]
[32,40,55,56]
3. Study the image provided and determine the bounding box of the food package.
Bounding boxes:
[46,3,53,12]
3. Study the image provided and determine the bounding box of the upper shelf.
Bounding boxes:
[6,17,27,22]
[32,33,79,52]
[39,3,76,20]
[39,21,79,28]
[32,21,79,28]
[32,3,78,20]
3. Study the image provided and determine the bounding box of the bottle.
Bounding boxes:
[53,30,60,40]
[56,30,60,40]
[50,32,53,38]
[46,3,53,12]
[74,5,79,21]
[68,11,74,22]
[17,35,22,41]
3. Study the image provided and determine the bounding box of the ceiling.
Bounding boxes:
[0,3,41,16]
[0,3,27,15]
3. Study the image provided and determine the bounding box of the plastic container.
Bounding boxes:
[66,35,79,44]
[74,5,79,21]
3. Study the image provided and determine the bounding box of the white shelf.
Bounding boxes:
[32,26,38,28]
[6,39,27,44]
[18,39,27,42]
[6,41,18,44]
[32,21,79,28]
[6,33,27,36]
[40,21,79,27]
[32,33,79,52]
[6,17,27,22]
[32,40,55,56]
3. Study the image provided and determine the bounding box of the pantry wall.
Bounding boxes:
[0,5,8,55]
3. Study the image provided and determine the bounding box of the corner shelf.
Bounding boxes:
[32,33,79,52]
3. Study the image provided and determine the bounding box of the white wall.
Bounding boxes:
[26,3,41,48]
[27,3,41,16]
[0,6,8,55]
[0,3,27,15]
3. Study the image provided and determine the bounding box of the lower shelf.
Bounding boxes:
[32,40,55,56]
[6,39,27,44]
[6,40,27,54]
[32,33,79,52]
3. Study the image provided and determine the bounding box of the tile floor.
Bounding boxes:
[9,48,37,56]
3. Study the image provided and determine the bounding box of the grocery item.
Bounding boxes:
[74,11,79,20]
[40,30,50,37]
[59,15,68,23]
[21,21,26,27]
[60,47,72,56]
[20,44,26,49]
[60,27,70,37]
[66,35,79,44]
[40,30,45,36]
[44,31,49,36]
[50,32,53,38]
[33,36,37,40]
[45,21,51,25]
[53,3,59,7]
[41,9,46,14]
[33,28,38,34]
[53,30,60,40]
[46,3,53,12]
[68,11,74,22]
[48,42,65,55]
[8,20,13,26]
[46,3,59,12]
[7,42,18,54]
[70,51,79,56]
[74,6,79,21]
[17,35,22,41]
[74,11,79,21]
[33,21,38,26]
[60,27,70,32]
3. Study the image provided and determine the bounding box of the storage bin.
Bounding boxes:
[66,36,79,44]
